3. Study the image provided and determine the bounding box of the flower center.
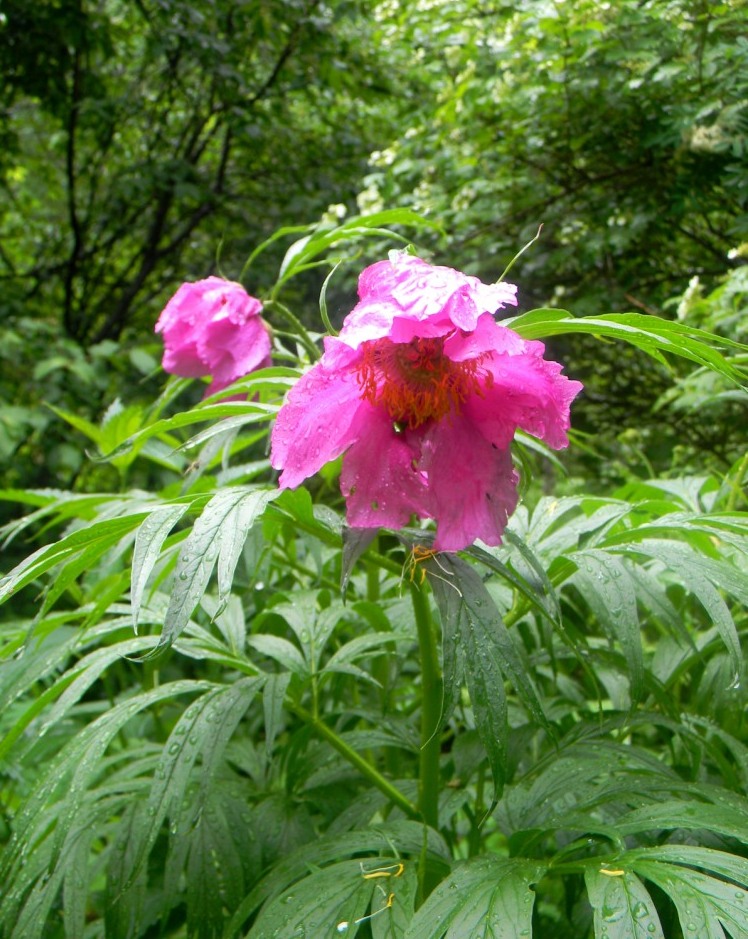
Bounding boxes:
[356,337,490,429]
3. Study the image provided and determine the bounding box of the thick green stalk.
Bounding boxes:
[410,581,442,829]
[292,702,419,820]
[410,581,443,903]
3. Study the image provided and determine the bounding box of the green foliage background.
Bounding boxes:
[0,1,747,937]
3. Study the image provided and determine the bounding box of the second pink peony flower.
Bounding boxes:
[155,277,271,396]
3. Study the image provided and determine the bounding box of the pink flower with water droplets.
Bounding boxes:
[271,253,583,552]
[155,277,271,395]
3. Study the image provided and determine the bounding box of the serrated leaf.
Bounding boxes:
[405,856,545,939]
[0,513,149,605]
[226,821,451,936]
[122,678,262,889]
[618,539,742,678]
[130,502,189,631]
[585,868,664,938]
[508,309,746,382]
[632,858,748,939]
[0,680,212,927]
[568,550,643,699]
[371,863,418,939]
[263,672,291,757]
[152,488,279,655]
[247,635,308,675]
[617,801,748,844]
[428,554,550,790]
[247,858,382,939]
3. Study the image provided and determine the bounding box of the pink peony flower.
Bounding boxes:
[270,253,583,552]
[155,277,271,395]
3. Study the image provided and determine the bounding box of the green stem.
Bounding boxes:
[367,559,380,603]
[412,585,441,827]
[262,299,321,362]
[410,582,441,828]
[468,764,486,857]
[411,581,442,903]
[291,702,419,820]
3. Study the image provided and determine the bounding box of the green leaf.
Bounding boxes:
[617,801,748,844]
[130,502,190,631]
[585,868,664,938]
[371,863,418,939]
[568,550,643,699]
[0,513,149,606]
[152,487,280,656]
[508,310,746,383]
[0,632,157,761]
[122,678,263,889]
[275,209,441,286]
[183,786,258,939]
[324,632,410,673]
[632,855,748,939]
[105,801,148,938]
[226,821,450,936]
[263,672,291,757]
[0,680,212,927]
[247,858,384,938]
[404,856,545,938]
[98,398,276,464]
[616,538,743,679]
[428,554,550,795]
[630,845,748,887]
[247,634,308,676]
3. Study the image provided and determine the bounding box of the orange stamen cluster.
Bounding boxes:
[356,337,490,429]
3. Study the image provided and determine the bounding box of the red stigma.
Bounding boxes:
[356,336,490,428]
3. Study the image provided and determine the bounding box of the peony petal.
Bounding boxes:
[442,313,527,362]
[341,410,429,531]
[419,418,519,551]
[202,315,272,393]
[270,340,369,489]
[471,347,584,450]
[339,254,518,348]
[161,340,206,378]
